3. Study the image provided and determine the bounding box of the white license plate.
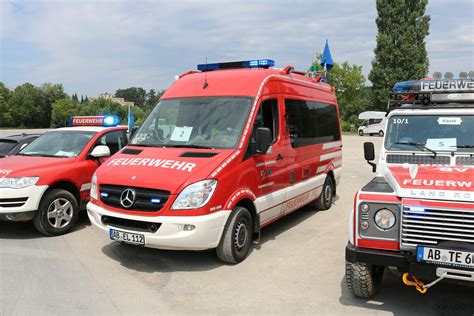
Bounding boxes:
[109,229,145,246]
[417,246,474,269]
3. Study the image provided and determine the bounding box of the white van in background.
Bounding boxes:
[358,111,387,136]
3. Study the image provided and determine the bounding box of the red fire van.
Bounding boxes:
[87,59,343,263]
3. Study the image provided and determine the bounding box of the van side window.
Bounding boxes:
[285,99,340,148]
[255,99,279,142]
[96,130,128,155]
[244,99,279,160]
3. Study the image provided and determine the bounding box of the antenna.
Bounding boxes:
[203,56,209,89]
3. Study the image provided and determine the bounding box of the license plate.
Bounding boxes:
[109,229,145,246]
[417,246,474,269]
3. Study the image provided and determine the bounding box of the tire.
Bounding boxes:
[358,130,364,136]
[313,176,335,210]
[216,206,253,264]
[33,189,79,236]
[345,261,384,298]
[378,130,384,137]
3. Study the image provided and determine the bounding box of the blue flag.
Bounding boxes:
[320,40,334,72]
[127,105,134,132]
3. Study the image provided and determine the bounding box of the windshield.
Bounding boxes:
[385,115,474,153]
[131,97,253,149]
[19,131,96,157]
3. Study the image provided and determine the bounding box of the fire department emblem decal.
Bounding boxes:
[409,164,419,179]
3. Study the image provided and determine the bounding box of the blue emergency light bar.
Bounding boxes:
[393,79,474,94]
[67,115,120,127]
[197,59,275,71]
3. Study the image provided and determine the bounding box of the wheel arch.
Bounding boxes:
[46,181,81,205]
[235,198,260,242]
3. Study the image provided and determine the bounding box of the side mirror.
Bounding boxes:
[364,142,376,173]
[256,127,272,154]
[90,145,110,158]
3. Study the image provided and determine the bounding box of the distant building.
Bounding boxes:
[91,92,135,106]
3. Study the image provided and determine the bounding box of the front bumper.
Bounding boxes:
[346,243,474,283]
[87,202,231,251]
[0,185,48,219]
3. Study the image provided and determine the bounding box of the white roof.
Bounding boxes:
[358,111,386,120]
[49,126,127,133]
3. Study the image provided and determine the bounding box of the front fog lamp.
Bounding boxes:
[374,209,396,230]
[171,180,217,210]
[360,203,370,213]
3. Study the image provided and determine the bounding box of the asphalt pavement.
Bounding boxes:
[1,134,473,315]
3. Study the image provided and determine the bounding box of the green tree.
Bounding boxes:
[7,83,47,128]
[369,0,430,110]
[311,55,370,123]
[72,93,78,102]
[0,82,13,127]
[51,99,79,127]
[115,87,147,107]
[40,83,68,127]
[145,89,165,108]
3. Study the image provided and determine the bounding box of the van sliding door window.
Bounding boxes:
[285,99,340,148]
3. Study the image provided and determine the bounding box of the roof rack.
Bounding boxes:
[387,79,474,111]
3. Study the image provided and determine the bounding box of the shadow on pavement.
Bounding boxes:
[101,197,331,273]
[339,270,474,315]
[0,210,91,239]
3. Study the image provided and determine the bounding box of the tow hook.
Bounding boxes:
[402,272,448,294]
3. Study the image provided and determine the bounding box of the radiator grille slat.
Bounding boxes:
[401,204,474,248]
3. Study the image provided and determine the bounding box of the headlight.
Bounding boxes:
[171,179,217,210]
[90,173,98,200]
[0,177,39,189]
[374,209,396,230]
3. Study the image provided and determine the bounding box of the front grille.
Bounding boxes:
[0,197,28,208]
[401,204,474,248]
[100,184,170,212]
[386,154,450,165]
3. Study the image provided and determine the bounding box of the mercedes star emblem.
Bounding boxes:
[120,188,136,208]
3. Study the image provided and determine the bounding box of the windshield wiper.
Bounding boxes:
[130,143,164,148]
[395,142,437,158]
[451,144,474,149]
[167,144,214,149]
[17,153,65,158]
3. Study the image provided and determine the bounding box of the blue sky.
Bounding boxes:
[1,0,473,97]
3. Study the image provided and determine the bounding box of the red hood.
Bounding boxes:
[0,155,75,177]
[385,165,474,202]
[95,146,235,194]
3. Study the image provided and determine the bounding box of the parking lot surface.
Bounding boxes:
[1,134,473,315]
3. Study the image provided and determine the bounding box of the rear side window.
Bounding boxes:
[285,99,340,148]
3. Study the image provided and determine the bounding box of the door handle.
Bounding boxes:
[276,154,284,161]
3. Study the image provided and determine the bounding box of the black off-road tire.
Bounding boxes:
[314,176,335,210]
[345,261,384,298]
[358,130,364,136]
[33,189,79,236]
[216,206,253,264]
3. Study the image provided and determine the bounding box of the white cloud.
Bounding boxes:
[1,0,472,96]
